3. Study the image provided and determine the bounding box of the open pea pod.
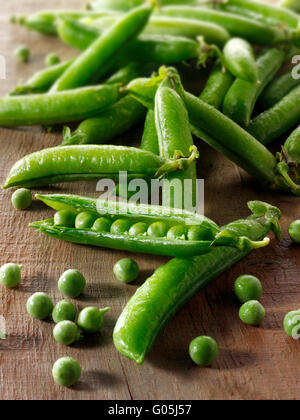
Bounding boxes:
[29,194,270,258]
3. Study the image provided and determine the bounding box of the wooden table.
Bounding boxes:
[0,0,299,401]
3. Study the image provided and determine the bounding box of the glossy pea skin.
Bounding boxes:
[283,310,300,337]
[45,53,60,67]
[234,274,262,303]
[223,37,258,83]
[75,212,97,229]
[54,210,76,227]
[187,225,215,241]
[58,269,86,298]
[53,321,82,346]
[113,258,139,283]
[289,220,300,244]
[283,125,300,165]
[52,300,76,323]
[166,225,187,240]
[14,45,30,62]
[11,188,32,210]
[0,263,22,288]
[92,217,112,232]
[52,357,81,387]
[129,222,148,236]
[26,292,53,320]
[77,306,110,333]
[110,218,132,235]
[147,221,168,238]
[239,300,265,326]
[189,336,218,366]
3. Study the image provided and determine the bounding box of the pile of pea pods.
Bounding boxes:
[1,0,300,385]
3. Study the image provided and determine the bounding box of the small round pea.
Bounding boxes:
[147,221,168,238]
[52,357,81,387]
[58,269,86,298]
[0,263,22,288]
[288,220,300,244]
[14,45,30,62]
[234,274,262,303]
[92,217,112,233]
[54,210,76,228]
[129,222,148,236]
[283,310,300,338]
[187,225,215,241]
[110,218,131,234]
[26,292,53,320]
[113,258,139,283]
[11,188,32,210]
[167,225,187,240]
[75,212,98,229]
[53,321,82,346]
[239,300,265,326]
[52,300,76,323]
[45,53,60,67]
[189,336,218,366]
[77,306,110,333]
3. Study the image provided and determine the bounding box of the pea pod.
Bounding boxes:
[113,200,281,364]
[140,109,159,155]
[281,0,300,13]
[0,84,120,127]
[30,194,270,258]
[51,4,153,92]
[3,145,199,189]
[281,125,300,165]
[88,0,197,12]
[223,37,258,83]
[223,48,285,127]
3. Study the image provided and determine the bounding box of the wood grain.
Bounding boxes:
[0,0,300,401]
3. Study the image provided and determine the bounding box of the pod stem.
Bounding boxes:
[196,37,224,69]
[276,161,300,196]
[155,146,199,179]
[61,126,86,146]
[213,229,270,252]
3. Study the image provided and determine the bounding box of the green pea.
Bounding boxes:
[239,300,265,326]
[113,258,139,283]
[0,263,22,288]
[92,217,112,232]
[167,225,187,240]
[45,53,60,67]
[189,336,218,366]
[75,212,98,229]
[147,221,168,238]
[288,220,300,244]
[52,357,81,387]
[58,269,86,298]
[187,225,215,241]
[77,306,110,333]
[53,321,82,346]
[129,222,148,236]
[54,210,76,228]
[52,300,76,323]
[11,188,32,210]
[26,292,53,320]
[234,274,262,303]
[110,218,131,234]
[14,45,30,62]
[283,310,300,338]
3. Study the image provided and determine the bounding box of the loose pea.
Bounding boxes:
[0,263,22,288]
[45,53,60,67]
[75,212,98,229]
[283,310,300,338]
[54,210,76,227]
[234,274,262,303]
[113,258,139,283]
[14,45,30,62]
[92,217,112,232]
[58,269,86,298]
[52,300,76,323]
[77,306,110,333]
[147,221,168,238]
[53,321,82,346]
[166,225,187,240]
[189,336,218,366]
[288,220,300,244]
[52,357,81,387]
[239,300,265,326]
[11,188,32,210]
[26,292,53,320]
[110,218,132,234]
[187,225,215,241]
[129,222,148,236]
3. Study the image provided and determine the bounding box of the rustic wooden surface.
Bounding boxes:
[0,0,300,401]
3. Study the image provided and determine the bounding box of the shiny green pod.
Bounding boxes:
[223,37,258,83]
[281,0,300,13]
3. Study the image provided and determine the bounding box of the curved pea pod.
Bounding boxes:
[0,84,120,127]
[281,0,300,13]
[113,200,281,364]
[30,194,270,258]
[140,109,159,155]
[223,37,258,83]
[2,145,199,189]
[282,125,300,165]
